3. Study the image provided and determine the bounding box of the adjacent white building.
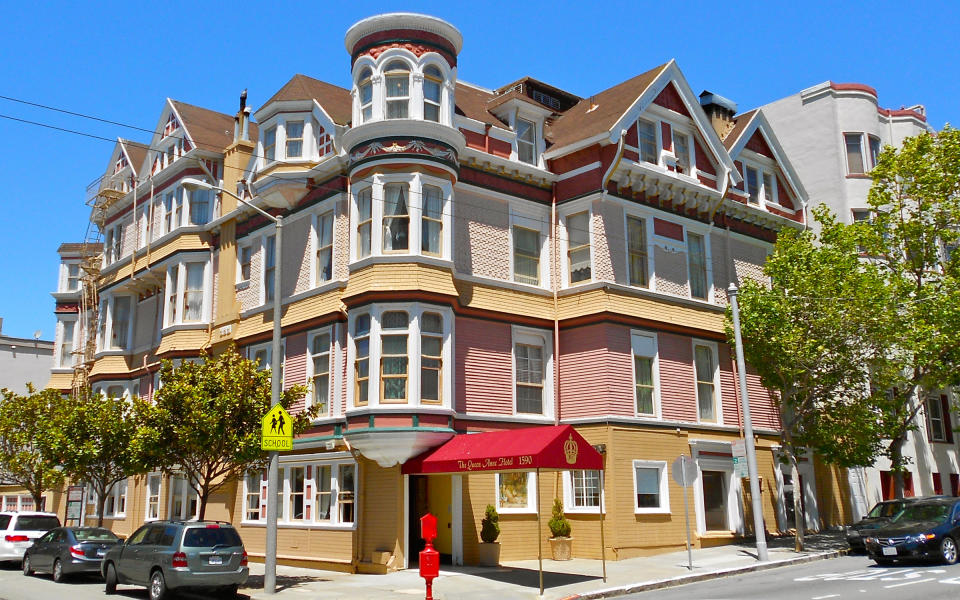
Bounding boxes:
[0,318,54,394]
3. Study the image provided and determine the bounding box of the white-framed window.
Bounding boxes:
[512,326,554,418]
[693,341,721,423]
[351,174,452,262]
[285,121,304,158]
[745,166,760,204]
[517,118,537,165]
[104,223,123,265]
[105,384,126,399]
[357,68,373,123]
[163,186,183,235]
[868,135,882,169]
[348,304,453,409]
[238,244,252,283]
[63,261,81,292]
[58,317,77,368]
[928,397,946,442]
[315,211,334,284]
[743,164,777,207]
[673,130,691,175]
[637,118,658,164]
[308,329,331,416]
[264,126,277,162]
[244,470,262,522]
[164,259,210,327]
[513,226,541,285]
[423,65,443,122]
[167,474,199,521]
[632,460,670,513]
[566,211,592,285]
[627,215,649,287]
[137,203,151,248]
[247,341,284,380]
[188,187,211,226]
[384,60,411,119]
[103,479,127,518]
[687,231,708,300]
[631,331,659,417]
[253,457,358,527]
[145,472,161,521]
[844,132,865,174]
[99,295,134,352]
[496,472,538,514]
[263,235,276,304]
[563,470,604,513]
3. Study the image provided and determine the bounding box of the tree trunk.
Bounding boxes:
[889,434,906,499]
[790,453,805,552]
[97,486,108,528]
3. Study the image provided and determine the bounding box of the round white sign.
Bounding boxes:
[672,455,698,487]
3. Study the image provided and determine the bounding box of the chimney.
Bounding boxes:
[699,90,738,139]
[234,89,250,143]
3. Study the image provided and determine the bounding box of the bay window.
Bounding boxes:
[238,245,252,283]
[309,330,331,415]
[100,295,133,351]
[264,126,277,162]
[247,459,357,527]
[264,235,276,303]
[315,465,332,520]
[513,226,541,285]
[58,318,76,368]
[316,211,334,284]
[285,121,304,158]
[65,262,81,292]
[845,132,865,174]
[383,183,410,252]
[183,263,204,322]
[188,187,211,225]
[168,474,199,520]
[358,69,373,122]
[422,185,443,255]
[349,304,452,408]
[244,471,261,521]
[164,259,209,327]
[357,188,372,259]
[145,473,161,521]
[352,176,451,261]
[517,118,537,164]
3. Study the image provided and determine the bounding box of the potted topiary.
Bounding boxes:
[477,504,501,566]
[548,497,573,560]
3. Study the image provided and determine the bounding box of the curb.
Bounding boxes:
[563,549,848,600]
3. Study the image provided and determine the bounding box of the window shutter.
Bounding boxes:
[925,399,934,440]
[942,395,954,444]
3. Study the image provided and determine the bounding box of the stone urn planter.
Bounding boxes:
[548,536,573,561]
[476,541,501,566]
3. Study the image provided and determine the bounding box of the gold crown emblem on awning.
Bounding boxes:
[564,434,578,464]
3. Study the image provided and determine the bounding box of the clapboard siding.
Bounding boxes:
[456,317,513,414]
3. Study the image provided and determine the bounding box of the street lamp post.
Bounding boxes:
[182,178,284,592]
[727,283,769,562]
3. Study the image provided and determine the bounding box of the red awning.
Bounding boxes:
[401,424,603,474]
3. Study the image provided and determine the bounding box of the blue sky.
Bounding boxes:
[0,0,957,340]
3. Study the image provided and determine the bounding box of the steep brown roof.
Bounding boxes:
[722,109,757,151]
[120,139,148,174]
[171,100,236,153]
[261,74,352,125]
[545,63,668,150]
[453,83,505,127]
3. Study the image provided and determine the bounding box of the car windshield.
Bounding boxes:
[74,528,119,542]
[867,502,903,518]
[893,503,950,523]
[14,516,60,531]
[182,527,242,548]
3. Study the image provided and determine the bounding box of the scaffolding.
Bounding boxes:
[71,174,125,397]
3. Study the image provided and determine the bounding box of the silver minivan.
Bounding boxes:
[102,520,248,600]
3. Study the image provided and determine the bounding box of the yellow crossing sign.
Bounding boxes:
[261,405,293,451]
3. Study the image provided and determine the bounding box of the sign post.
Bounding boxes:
[672,454,698,570]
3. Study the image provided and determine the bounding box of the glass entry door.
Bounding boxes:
[701,470,728,531]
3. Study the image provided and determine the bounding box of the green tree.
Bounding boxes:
[728,206,895,550]
[861,125,960,499]
[137,347,310,519]
[0,386,70,508]
[52,389,147,526]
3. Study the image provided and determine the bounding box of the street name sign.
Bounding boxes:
[261,405,293,451]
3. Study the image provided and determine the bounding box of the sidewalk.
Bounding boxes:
[245,531,848,600]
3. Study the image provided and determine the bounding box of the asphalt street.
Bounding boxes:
[0,561,251,600]
[624,554,960,600]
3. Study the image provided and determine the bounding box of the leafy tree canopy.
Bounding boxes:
[0,386,70,506]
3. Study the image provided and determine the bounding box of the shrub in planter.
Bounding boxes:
[548,498,571,538]
[480,504,500,543]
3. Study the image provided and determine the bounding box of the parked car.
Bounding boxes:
[22,526,122,582]
[0,511,61,564]
[864,497,960,564]
[101,520,248,600]
[846,496,935,551]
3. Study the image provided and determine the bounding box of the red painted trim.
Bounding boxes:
[459,166,552,203]
[877,107,927,122]
[829,82,878,97]
[653,217,684,241]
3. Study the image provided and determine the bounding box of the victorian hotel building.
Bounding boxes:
[45,13,847,571]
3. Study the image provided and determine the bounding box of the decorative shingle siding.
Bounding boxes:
[592,199,620,283]
[453,190,510,280]
[333,197,350,280]
[287,215,313,295]
[236,235,262,311]
[456,316,513,415]
[654,245,689,297]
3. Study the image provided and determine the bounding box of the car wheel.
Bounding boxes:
[22,555,33,576]
[941,536,958,565]
[149,569,168,600]
[104,563,118,595]
[219,584,240,598]
[52,558,65,583]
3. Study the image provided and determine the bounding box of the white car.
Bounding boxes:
[0,511,61,564]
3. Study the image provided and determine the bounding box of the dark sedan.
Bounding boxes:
[846,496,934,551]
[23,526,122,582]
[864,498,960,565]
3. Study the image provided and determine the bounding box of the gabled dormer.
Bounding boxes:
[487,78,580,169]
[716,104,807,225]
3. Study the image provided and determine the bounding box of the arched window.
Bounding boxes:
[384,61,410,119]
[357,68,373,122]
[423,65,443,122]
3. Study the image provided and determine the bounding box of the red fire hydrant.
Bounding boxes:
[419,513,440,600]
